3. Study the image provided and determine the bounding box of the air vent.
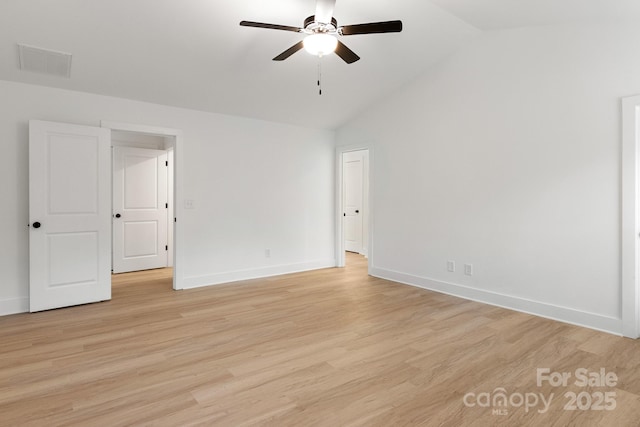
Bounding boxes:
[18,44,72,78]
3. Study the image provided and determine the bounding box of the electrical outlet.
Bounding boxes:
[184,199,194,209]
[464,264,473,276]
[447,260,455,272]
[265,248,271,258]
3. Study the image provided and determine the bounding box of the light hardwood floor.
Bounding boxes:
[1,253,639,426]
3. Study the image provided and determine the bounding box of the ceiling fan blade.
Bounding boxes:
[240,21,302,33]
[315,0,336,24]
[273,41,305,61]
[340,20,403,36]
[334,41,360,64]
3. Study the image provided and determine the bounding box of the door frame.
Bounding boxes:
[101,121,184,290]
[621,95,640,338]
[335,144,373,270]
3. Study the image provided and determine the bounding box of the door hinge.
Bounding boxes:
[165,245,168,251]
[165,203,168,208]
[165,160,168,166]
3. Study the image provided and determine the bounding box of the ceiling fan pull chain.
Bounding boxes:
[317,55,322,95]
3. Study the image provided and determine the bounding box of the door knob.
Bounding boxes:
[115,213,121,218]
[32,222,41,229]
[355,210,360,213]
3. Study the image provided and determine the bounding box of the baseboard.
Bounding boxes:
[370,266,622,336]
[4,265,620,335]
[182,259,336,289]
[0,297,29,316]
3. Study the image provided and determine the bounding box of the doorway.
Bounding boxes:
[102,121,183,291]
[336,147,371,269]
[111,131,174,275]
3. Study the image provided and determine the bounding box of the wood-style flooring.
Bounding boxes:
[1,253,639,426]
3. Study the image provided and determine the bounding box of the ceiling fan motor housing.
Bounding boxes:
[304,15,338,33]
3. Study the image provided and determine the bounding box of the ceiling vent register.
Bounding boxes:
[18,44,72,78]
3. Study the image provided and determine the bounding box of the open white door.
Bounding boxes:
[29,120,111,312]
[112,147,168,273]
[343,150,365,253]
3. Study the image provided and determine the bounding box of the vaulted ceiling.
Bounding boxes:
[2,0,639,129]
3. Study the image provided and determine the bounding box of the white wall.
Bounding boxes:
[0,80,335,314]
[336,24,640,334]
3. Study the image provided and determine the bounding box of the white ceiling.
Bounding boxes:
[1,0,639,129]
[430,0,640,30]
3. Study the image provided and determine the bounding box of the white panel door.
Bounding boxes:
[29,120,111,312]
[343,151,364,253]
[112,147,168,273]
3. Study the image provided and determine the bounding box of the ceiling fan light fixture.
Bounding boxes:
[303,33,338,56]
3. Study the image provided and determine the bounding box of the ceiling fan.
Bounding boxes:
[239,0,403,64]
